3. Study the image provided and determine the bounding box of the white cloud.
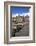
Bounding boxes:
[12,13,18,17]
[12,13,31,17]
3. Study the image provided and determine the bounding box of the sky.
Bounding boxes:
[10,6,31,17]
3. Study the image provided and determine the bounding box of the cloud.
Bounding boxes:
[12,13,18,17]
[12,13,31,17]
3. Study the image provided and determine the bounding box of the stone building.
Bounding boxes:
[16,16,25,23]
[25,15,29,22]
